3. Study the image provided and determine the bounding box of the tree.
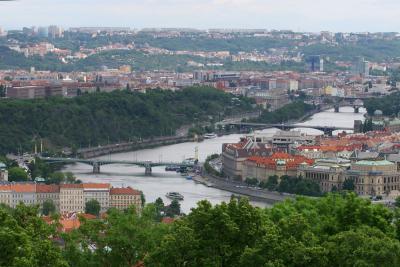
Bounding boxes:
[0,84,5,97]
[85,199,101,216]
[8,167,28,182]
[0,204,68,267]
[342,178,355,191]
[140,191,146,207]
[42,199,56,216]
[166,200,181,217]
[65,172,76,183]
[146,198,266,267]
[266,175,279,190]
[245,177,259,187]
[49,172,65,184]
[395,197,400,208]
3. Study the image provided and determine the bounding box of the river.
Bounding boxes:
[63,107,367,213]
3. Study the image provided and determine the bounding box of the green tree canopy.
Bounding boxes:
[8,167,28,182]
[85,199,100,216]
[42,199,56,216]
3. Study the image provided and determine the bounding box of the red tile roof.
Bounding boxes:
[110,187,141,195]
[82,183,110,189]
[36,184,60,193]
[246,153,314,170]
[60,184,83,189]
[0,184,11,191]
[11,184,36,193]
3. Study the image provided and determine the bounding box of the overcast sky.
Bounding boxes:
[1,0,399,32]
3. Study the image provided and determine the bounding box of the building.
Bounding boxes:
[352,57,369,77]
[83,183,111,213]
[0,163,8,182]
[298,158,350,193]
[48,25,63,38]
[0,184,12,206]
[243,152,314,181]
[6,86,46,99]
[36,184,60,211]
[11,183,36,208]
[295,144,362,159]
[299,159,400,196]
[348,160,400,196]
[60,184,84,213]
[38,26,48,38]
[272,130,316,151]
[306,55,324,72]
[110,187,142,212]
[222,137,272,179]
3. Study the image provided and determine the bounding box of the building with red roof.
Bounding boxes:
[36,184,60,212]
[110,187,142,212]
[243,152,314,181]
[222,137,272,179]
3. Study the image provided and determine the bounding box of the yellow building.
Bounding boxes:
[60,184,84,213]
[110,187,142,213]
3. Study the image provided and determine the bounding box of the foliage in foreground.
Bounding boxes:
[2,194,400,267]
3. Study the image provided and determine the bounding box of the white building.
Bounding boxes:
[83,183,110,213]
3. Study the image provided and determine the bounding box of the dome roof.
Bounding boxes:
[374,110,383,116]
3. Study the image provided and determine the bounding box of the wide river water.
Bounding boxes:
[63,107,366,213]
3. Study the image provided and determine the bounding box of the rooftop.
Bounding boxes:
[110,187,141,195]
[36,184,60,193]
[354,160,394,166]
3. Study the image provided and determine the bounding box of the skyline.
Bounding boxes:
[1,0,400,32]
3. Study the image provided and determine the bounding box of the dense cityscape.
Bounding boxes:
[4,0,400,266]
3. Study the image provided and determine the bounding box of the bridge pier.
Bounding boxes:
[324,128,334,137]
[334,104,340,113]
[93,162,100,174]
[145,165,152,176]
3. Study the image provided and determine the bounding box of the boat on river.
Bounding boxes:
[204,133,218,139]
[166,192,184,201]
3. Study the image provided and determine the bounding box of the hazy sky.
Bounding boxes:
[1,0,399,32]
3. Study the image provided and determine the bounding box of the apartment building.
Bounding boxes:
[11,183,36,208]
[60,184,84,213]
[0,184,12,206]
[36,184,60,211]
[110,187,142,212]
[0,182,141,214]
[83,183,110,213]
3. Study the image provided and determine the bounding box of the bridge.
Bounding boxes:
[218,122,353,136]
[40,157,196,175]
[333,99,364,113]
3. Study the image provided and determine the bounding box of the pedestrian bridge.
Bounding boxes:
[40,157,196,175]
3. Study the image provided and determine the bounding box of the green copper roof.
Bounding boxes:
[355,160,394,166]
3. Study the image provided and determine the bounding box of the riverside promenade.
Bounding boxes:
[194,174,294,205]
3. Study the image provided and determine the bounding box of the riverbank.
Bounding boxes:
[193,173,293,204]
[78,136,200,158]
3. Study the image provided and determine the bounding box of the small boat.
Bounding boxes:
[165,165,180,172]
[204,133,218,139]
[185,175,193,180]
[182,158,197,165]
[166,192,184,201]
